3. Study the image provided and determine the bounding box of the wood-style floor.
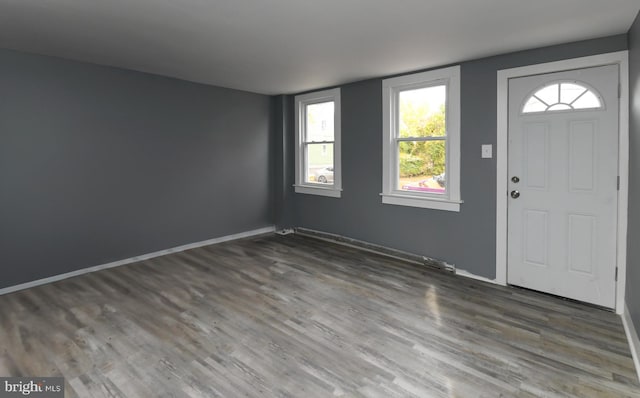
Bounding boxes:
[0,233,638,397]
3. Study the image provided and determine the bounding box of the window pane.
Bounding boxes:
[523,96,547,113]
[572,90,601,109]
[523,82,603,114]
[398,140,446,194]
[547,103,572,111]
[399,85,446,138]
[306,143,334,184]
[560,83,587,104]
[535,84,559,105]
[306,101,334,142]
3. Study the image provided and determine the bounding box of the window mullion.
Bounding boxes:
[303,140,335,145]
[396,137,447,142]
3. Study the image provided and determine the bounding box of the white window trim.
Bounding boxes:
[294,88,342,198]
[381,65,462,211]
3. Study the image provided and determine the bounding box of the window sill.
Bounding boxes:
[380,193,462,211]
[294,184,342,198]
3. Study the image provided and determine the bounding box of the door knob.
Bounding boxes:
[511,190,520,199]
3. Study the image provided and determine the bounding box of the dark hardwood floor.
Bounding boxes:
[0,233,638,397]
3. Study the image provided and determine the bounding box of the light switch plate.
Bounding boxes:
[482,144,492,158]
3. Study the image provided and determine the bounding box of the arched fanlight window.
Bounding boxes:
[522,81,603,114]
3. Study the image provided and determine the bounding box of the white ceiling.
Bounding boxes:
[0,0,638,95]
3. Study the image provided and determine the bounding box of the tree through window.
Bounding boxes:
[381,65,462,211]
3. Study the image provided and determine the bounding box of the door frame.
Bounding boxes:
[496,51,629,313]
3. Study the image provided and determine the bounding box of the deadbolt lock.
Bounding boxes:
[511,176,520,183]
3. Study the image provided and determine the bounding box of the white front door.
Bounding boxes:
[507,64,619,308]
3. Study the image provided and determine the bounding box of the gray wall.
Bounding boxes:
[627,12,640,333]
[0,49,273,289]
[276,34,628,279]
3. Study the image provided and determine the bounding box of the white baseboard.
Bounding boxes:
[455,269,503,286]
[0,226,275,296]
[622,303,640,382]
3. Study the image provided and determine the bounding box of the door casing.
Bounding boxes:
[496,51,629,314]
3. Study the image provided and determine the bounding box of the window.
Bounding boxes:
[522,81,603,114]
[381,66,461,211]
[294,88,341,197]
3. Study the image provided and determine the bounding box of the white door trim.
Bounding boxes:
[496,51,629,314]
